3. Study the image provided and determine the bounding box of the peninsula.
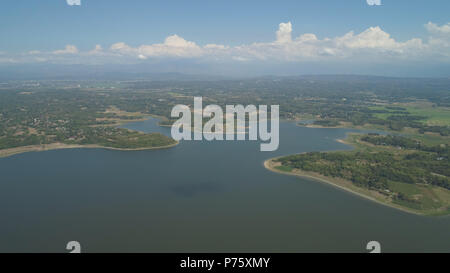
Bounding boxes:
[265,133,450,216]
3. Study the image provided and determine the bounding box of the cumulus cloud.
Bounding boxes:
[87,44,104,55]
[66,0,81,6]
[228,22,447,61]
[204,44,229,50]
[2,21,450,65]
[425,22,450,35]
[366,0,382,6]
[92,44,103,52]
[424,22,450,57]
[141,35,202,57]
[223,23,422,61]
[111,35,203,59]
[336,27,398,49]
[53,45,79,55]
[276,22,293,43]
[27,50,41,55]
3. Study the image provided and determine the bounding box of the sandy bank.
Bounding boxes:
[0,141,179,158]
[263,157,424,216]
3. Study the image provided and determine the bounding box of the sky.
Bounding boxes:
[0,0,449,77]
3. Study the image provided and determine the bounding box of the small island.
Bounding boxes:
[265,133,450,216]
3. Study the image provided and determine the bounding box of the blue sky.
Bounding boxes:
[1,0,449,76]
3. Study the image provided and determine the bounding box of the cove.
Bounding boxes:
[0,118,448,252]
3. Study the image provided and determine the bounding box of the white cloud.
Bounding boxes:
[232,56,249,62]
[425,22,450,35]
[0,57,18,63]
[53,45,79,55]
[366,0,382,6]
[296,33,318,43]
[87,44,104,55]
[2,21,450,65]
[141,35,202,57]
[204,44,229,50]
[228,22,440,61]
[225,23,424,61]
[276,22,292,43]
[27,50,41,55]
[424,22,450,57]
[110,42,131,52]
[34,57,47,62]
[336,27,398,49]
[66,0,81,6]
[111,35,203,59]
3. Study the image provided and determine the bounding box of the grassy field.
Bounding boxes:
[406,107,450,126]
[387,181,450,212]
[370,104,450,127]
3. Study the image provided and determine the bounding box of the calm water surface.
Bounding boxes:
[0,118,449,252]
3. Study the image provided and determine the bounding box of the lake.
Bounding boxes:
[0,118,449,252]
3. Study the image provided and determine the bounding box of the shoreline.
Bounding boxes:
[296,121,410,134]
[263,157,428,216]
[0,141,179,158]
[297,124,343,129]
[0,116,179,158]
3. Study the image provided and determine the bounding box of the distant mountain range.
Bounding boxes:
[0,62,449,81]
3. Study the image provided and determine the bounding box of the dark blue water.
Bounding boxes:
[0,118,448,252]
